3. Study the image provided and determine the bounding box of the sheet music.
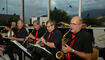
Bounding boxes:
[3,36,52,56]
[3,37,31,56]
[10,40,31,56]
[29,43,52,54]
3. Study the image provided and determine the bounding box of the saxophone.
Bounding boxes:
[9,29,12,37]
[9,27,13,37]
[56,29,71,60]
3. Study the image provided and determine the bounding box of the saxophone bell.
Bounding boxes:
[56,29,71,60]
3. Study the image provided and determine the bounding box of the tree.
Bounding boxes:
[98,16,105,26]
[8,16,20,25]
[83,18,101,27]
[50,7,71,24]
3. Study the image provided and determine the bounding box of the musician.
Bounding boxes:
[0,27,6,56]
[10,20,28,42]
[62,16,92,60]
[2,24,16,60]
[11,21,17,34]
[28,20,46,44]
[41,20,62,60]
[9,20,28,60]
[11,21,16,29]
[27,20,46,60]
[4,25,14,37]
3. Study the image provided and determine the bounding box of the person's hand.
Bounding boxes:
[36,38,42,44]
[29,33,35,39]
[62,44,72,53]
[40,37,46,44]
[27,38,33,42]
[25,36,29,40]
[29,34,32,37]
[9,37,16,40]
[36,38,45,46]
[36,38,40,41]
[36,40,45,46]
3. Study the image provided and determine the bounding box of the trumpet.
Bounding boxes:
[56,29,71,60]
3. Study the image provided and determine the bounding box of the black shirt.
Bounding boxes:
[44,28,62,55]
[66,29,93,60]
[15,27,28,41]
[12,27,17,34]
[31,27,46,38]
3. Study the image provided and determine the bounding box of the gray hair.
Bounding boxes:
[33,20,40,25]
[11,22,16,25]
[17,20,24,24]
[46,20,56,26]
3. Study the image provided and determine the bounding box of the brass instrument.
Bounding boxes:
[23,23,29,28]
[0,27,13,38]
[56,29,71,60]
[9,29,13,37]
[8,26,14,37]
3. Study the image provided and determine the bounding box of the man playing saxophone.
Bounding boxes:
[62,16,93,60]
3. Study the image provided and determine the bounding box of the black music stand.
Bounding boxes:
[27,44,54,60]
